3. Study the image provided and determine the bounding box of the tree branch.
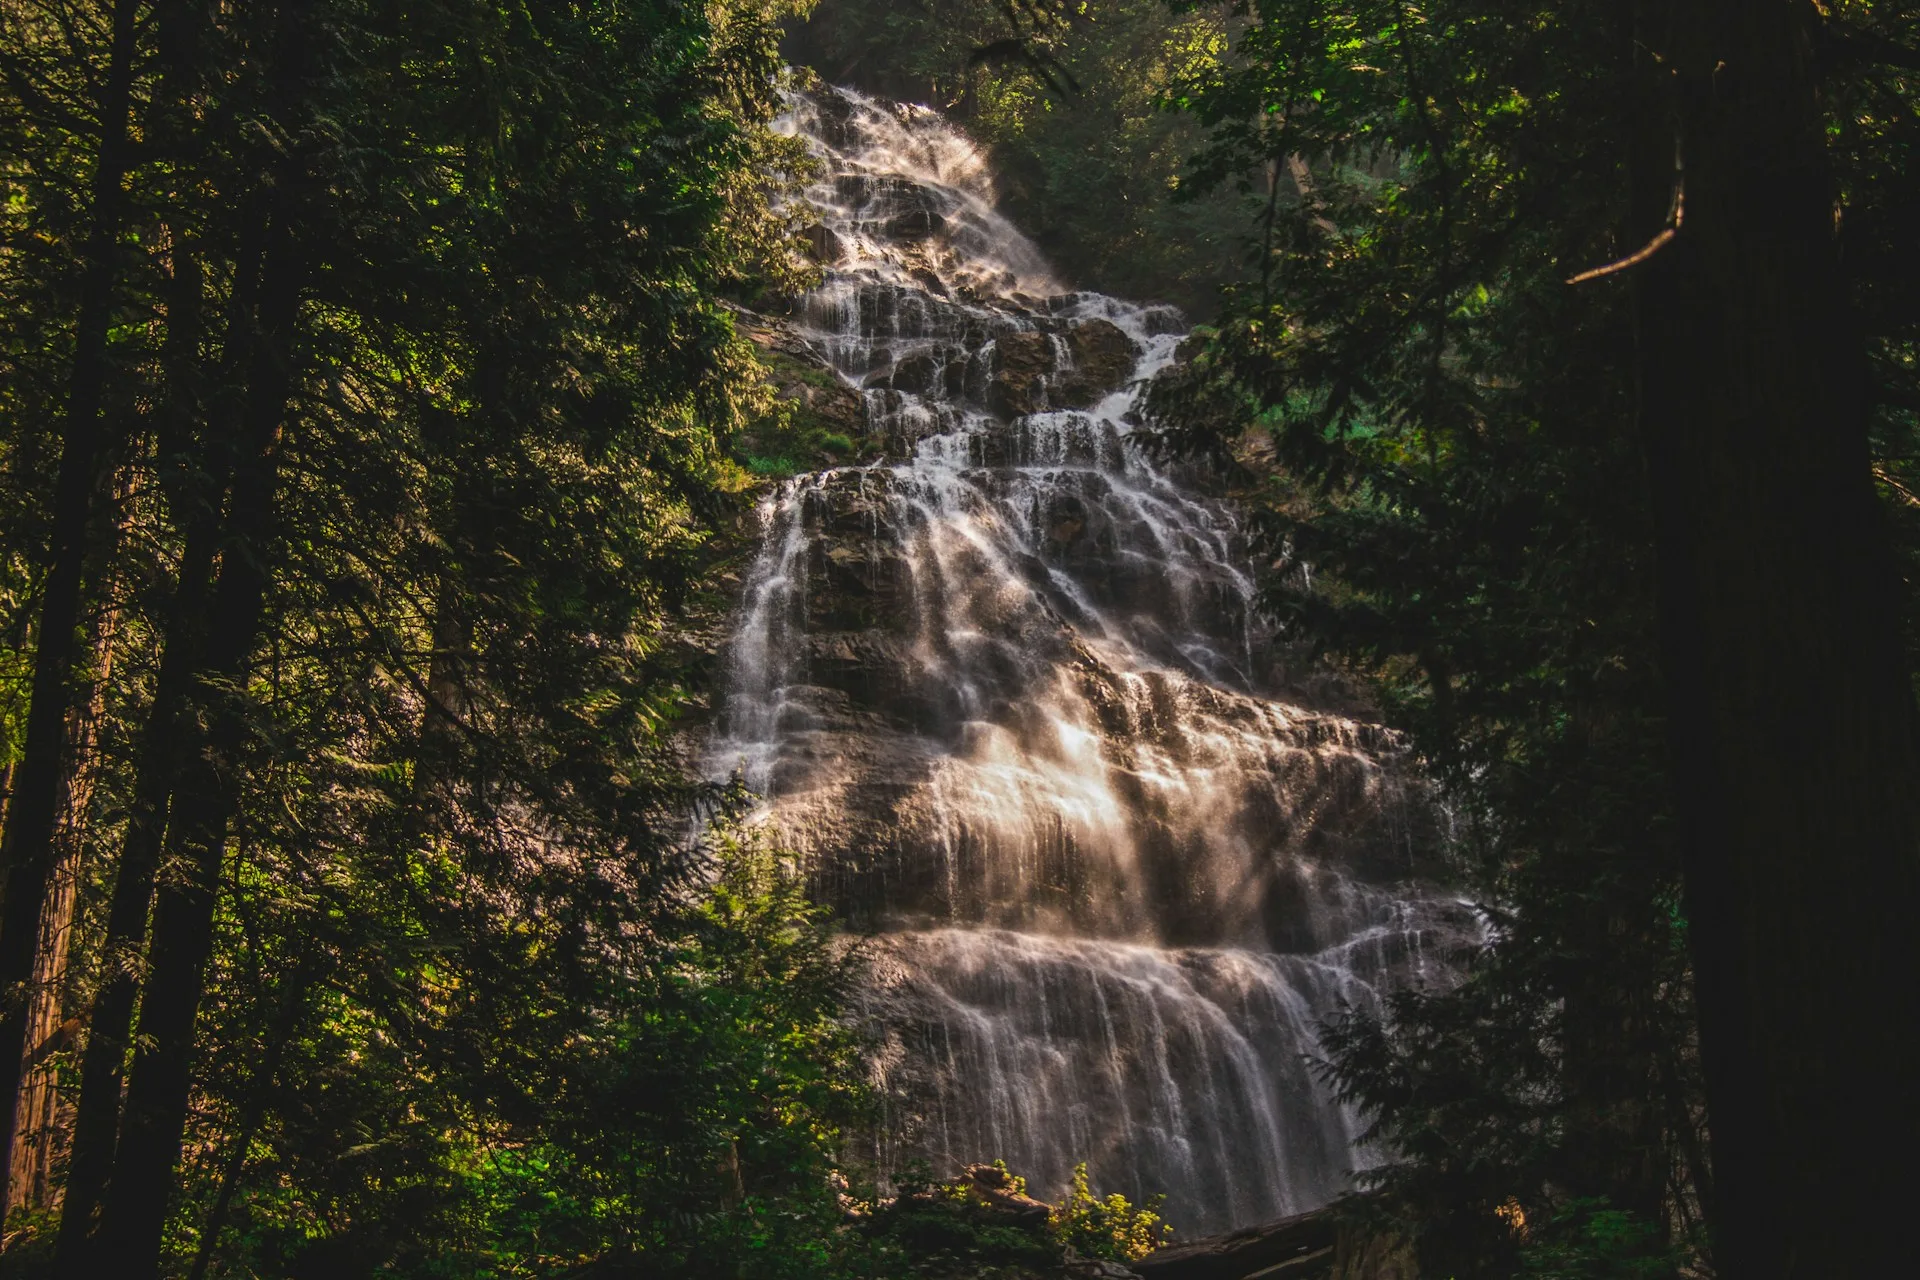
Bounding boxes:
[1569,137,1684,285]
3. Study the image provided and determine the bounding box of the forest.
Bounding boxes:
[0,1,1915,1278]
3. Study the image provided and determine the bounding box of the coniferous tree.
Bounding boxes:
[3,1,871,1275]
[1150,0,1920,1271]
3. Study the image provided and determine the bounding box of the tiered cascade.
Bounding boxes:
[710,86,1476,1236]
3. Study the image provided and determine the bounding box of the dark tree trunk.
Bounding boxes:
[0,0,143,1193]
[90,219,303,1277]
[51,526,216,1257]
[56,215,243,1261]
[1630,0,1920,1272]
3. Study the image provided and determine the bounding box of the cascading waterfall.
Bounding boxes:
[709,85,1479,1237]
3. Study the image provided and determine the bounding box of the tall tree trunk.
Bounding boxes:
[1630,0,1920,1272]
[0,0,144,1192]
[51,528,215,1255]
[5,487,130,1216]
[91,222,304,1278]
[55,204,230,1258]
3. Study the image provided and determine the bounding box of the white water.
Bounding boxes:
[710,86,1476,1235]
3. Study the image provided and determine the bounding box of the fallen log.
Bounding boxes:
[1133,1208,1336,1280]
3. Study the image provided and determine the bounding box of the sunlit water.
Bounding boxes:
[708,86,1477,1235]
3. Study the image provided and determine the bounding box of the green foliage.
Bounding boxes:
[1143,0,1726,1273]
[1146,0,1920,1274]
[1051,1163,1169,1263]
[0,646,26,772]
[164,827,867,1280]
[731,347,872,479]
[848,1159,1170,1278]
[1517,1199,1690,1280]
[0,0,913,1276]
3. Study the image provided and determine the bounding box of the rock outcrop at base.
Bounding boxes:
[1133,1206,1418,1280]
[1134,1210,1333,1279]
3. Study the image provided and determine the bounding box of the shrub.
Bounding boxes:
[1050,1163,1170,1263]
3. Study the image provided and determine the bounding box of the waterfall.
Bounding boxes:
[708,85,1479,1237]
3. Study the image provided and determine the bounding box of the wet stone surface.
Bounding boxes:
[709,85,1478,1238]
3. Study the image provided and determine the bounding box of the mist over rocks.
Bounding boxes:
[709,84,1477,1238]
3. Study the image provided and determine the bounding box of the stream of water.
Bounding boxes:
[708,86,1476,1236]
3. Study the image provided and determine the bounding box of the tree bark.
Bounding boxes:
[0,0,143,1193]
[90,218,304,1278]
[1630,0,1920,1272]
[57,202,227,1263]
[51,527,215,1255]
[5,487,129,1216]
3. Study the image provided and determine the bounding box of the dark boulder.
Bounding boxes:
[885,207,947,241]
[988,330,1056,418]
[1055,318,1142,407]
[800,221,844,263]
[889,350,944,396]
[1065,1247,1146,1278]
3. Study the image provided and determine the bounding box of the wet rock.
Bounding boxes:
[1139,304,1188,336]
[831,172,950,245]
[800,221,844,263]
[989,330,1056,418]
[807,85,860,150]
[909,265,950,296]
[885,207,947,241]
[889,350,944,396]
[1065,1247,1146,1279]
[1069,318,1141,385]
[1047,492,1090,546]
[1055,318,1142,408]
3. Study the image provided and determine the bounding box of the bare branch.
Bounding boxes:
[1569,137,1685,285]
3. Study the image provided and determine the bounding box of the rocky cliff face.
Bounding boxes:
[710,86,1477,1238]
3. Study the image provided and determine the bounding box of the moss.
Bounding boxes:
[732,344,877,480]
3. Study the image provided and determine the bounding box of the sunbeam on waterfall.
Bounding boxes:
[708,85,1480,1237]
